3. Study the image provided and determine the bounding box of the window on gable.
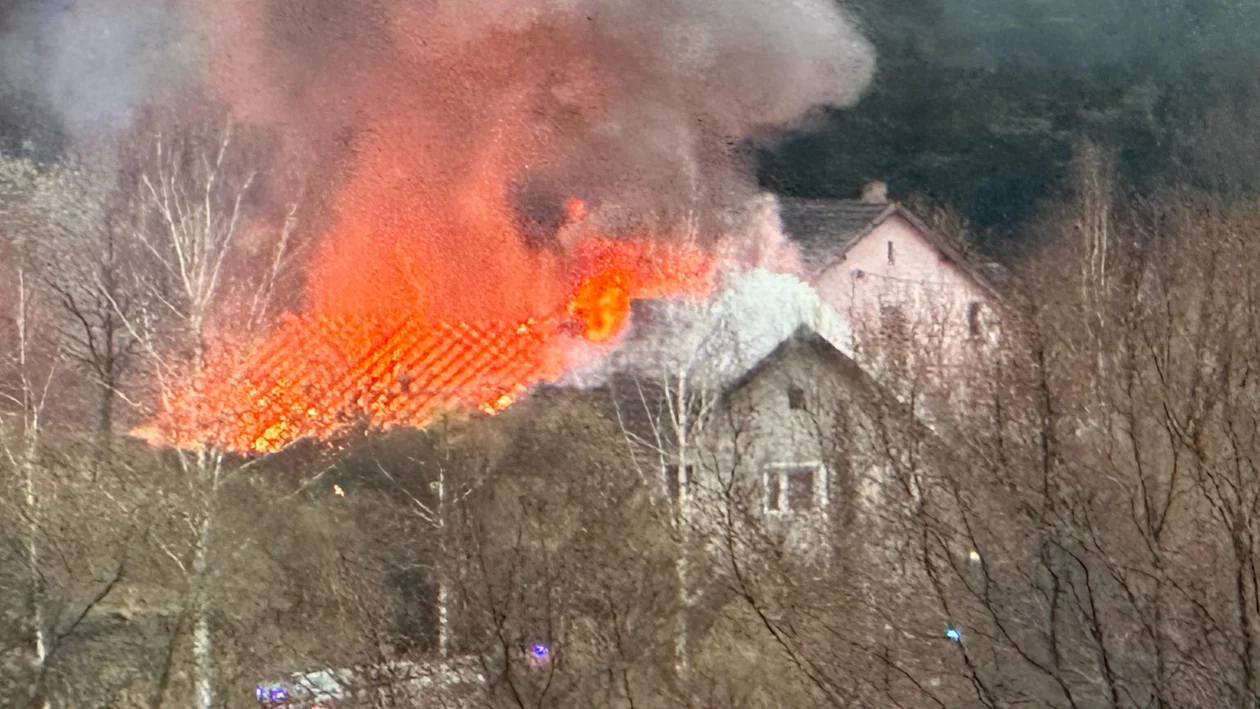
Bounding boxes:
[787,385,806,411]
[665,464,694,505]
[765,464,822,514]
[887,240,895,265]
[967,301,982,338]
[787,468,816,510]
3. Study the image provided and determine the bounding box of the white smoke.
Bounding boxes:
[0,0,203,143]
[562,267,853,389]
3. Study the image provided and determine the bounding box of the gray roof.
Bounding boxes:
[777,198,891,273]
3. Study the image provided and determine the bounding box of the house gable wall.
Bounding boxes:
[814,215,988,333]
[695,334,891,561]
[811,213,1000,402]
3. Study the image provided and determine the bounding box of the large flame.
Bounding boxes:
[132,1,753,453]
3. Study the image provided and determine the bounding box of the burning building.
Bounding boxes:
[131,0,877,454]
[137,235,714,452]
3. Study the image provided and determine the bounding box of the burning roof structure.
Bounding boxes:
[129,0,876,454]
[135,238,713,453]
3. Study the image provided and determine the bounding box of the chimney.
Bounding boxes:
[861,180,888,204]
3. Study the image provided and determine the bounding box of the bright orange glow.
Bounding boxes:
[136,236,713,454]
[565,239,712,342]
[568,270,631,342]
[148,3,721,454]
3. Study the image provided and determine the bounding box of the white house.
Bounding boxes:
[777,186,1007,407]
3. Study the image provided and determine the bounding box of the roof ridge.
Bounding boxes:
[775,195,1003,300]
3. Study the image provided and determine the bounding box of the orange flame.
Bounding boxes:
[151,2,722,454]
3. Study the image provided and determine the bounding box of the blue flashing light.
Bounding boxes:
[256,685,288,704]
[945,626,962,642]
[531,643,550,658]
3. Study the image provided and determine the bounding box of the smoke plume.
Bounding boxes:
[5,0,873,318]
[199,0,874,321]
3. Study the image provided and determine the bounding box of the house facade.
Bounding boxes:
[778,190,1005,405]
[688,328,889,558]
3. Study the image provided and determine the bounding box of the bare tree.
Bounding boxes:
[844,184,1260,709]
[0,154,155,709]
[15,153,146,466]
[609,298,724,678]
[0,253,60,709]
[106,111,302,709]
[415,393,684,709]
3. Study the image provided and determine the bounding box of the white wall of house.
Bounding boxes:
[811,214,999,403]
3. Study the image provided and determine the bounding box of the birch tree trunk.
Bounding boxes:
[4,266,55,709]
[436,466,450,658]
[610,300,719,679]
[1073,140,1115,388]
[672,365,692,676]
[190,511,215,709]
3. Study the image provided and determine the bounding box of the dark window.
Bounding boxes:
[787,386,806,411]
[666,464,694,504]
[766,465,820,513]
[967,302,982,338]
[786,468,816,511]
[887,240,895,265]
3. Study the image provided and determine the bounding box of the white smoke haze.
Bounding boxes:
[716,192,805,273]
[0,0,204,143]
[561,266,854,389]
